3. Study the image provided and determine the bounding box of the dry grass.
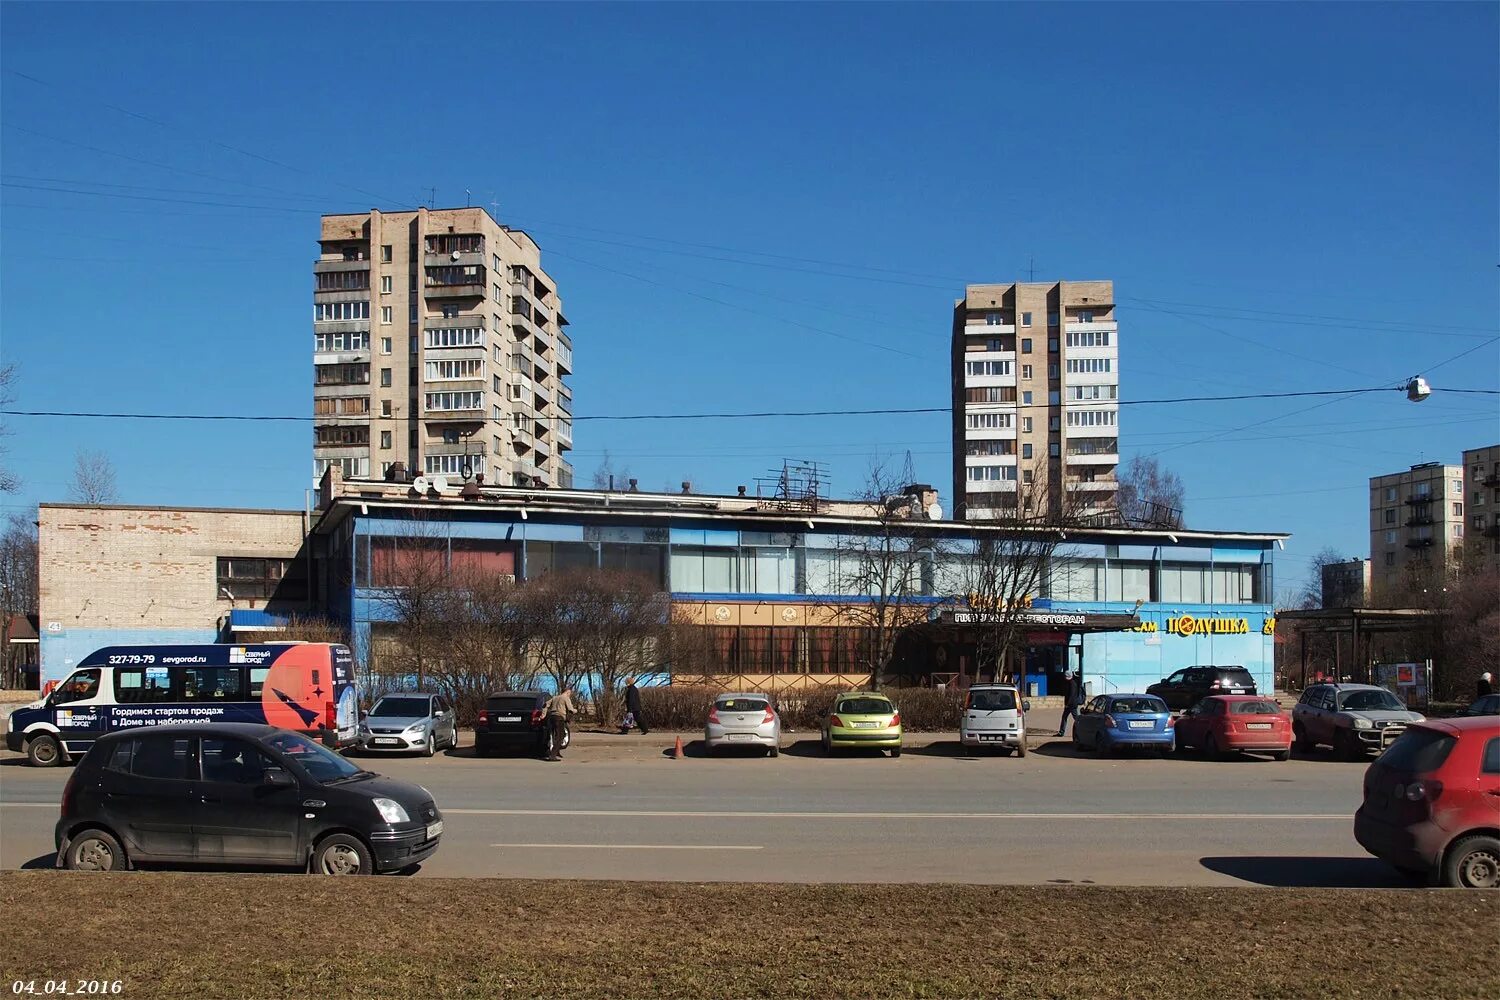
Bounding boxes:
[3,872,1496,999]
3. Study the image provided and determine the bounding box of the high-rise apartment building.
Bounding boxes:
[1368,461,1464,602]
[313,207,573,488]
[951,280,1118,521]
[1461,444,1500,573]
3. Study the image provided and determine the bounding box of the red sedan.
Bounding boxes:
[1175,695,1291,760]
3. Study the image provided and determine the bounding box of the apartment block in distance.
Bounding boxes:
[313,207,574,488]
[1320,557,1371,608]
[1461,443,1500,573]
[1368,461,1464,602]
[951,280,1118,521]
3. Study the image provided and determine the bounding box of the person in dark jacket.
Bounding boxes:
[1480,672,1495,699]
[1056,670,1084,737]
[624,677,649,735]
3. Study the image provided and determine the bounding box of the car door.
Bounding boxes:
[1155,669,1186,707]
[1076,696,1103,743]
[436,697,456,747]
[1309,688,1337,743]
[1176,701,1207,748]
[101,734,198,861]
[194,737,304,864]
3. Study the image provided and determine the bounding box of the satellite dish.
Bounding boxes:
[411,476,431,493]
[430,475,450,493]
[927,502,944,521]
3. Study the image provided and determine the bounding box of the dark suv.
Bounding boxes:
[475,691,569,759]
[55,722,442,875]
[1147,665,1258,711]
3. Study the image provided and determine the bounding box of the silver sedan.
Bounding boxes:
[704,692,781,757]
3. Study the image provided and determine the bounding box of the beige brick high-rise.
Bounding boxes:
[313,207,574,488]
[1368,462,1465,603]
[1461,444,1500,575]
[951,281,1118,521]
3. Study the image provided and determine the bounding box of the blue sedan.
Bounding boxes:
[1072,694,1175,755]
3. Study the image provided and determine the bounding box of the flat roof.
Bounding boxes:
[39,502,306,517]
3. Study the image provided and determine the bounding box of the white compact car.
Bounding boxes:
[704,692,781,757]
[959,684,1030,756]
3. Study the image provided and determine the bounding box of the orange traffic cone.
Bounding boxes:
[673,736,684,760]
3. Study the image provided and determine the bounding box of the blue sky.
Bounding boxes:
[1,1,1496,597]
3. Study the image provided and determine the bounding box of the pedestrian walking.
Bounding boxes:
[543,686,576,762]
[1480,672,1494,699]
[624,677,649,735]
[1056,669,1083,737]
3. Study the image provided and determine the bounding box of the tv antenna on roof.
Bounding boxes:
[1027,255,1036,282]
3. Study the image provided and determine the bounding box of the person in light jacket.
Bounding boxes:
[543,687,576,762]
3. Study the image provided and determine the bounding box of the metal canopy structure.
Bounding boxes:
[1277,607,1442,687]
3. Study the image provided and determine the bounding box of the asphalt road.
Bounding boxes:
[0,731,1404,887]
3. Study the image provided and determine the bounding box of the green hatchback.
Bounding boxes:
[822,692,902,757]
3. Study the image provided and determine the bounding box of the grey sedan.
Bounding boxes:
[359,693,459,756]
[705,692,781,757]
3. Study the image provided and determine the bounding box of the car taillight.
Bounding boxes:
[1103,714,1118,729]
[829,714,844,729]
[61,769,79,816]
[1165,716,1176,729]
[708,708,720,724]
[1401,779,1443,802]
[762,708,776,724]
[530,709,544,727]
[478,710,489,726]
[1210,680,1223,688]
[889,712,901,728]
[324,701,336,730]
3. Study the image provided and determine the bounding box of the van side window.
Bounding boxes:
[249,667,270,698]
[52,669,102,705]
[129,737,196,781]
[180,666,245,701]
[115,667,175,703]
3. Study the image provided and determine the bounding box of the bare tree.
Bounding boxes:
[0,514,39,688]
[371,516,453,691]
[569,569,671,723]
[590,450,634,491]
[0,364,19,494]
[1298,546,1350,610]
[68,450,118,504]
[1117,455,1185,527]
[427,568,533,724]
[828,457,946,690]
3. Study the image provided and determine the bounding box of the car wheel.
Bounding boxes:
[891,747,901,758]
[423,734,435,757]
[1271,749,1290,762]
[27,733,63,768]
[1443,834,1500,889]
[1292,722,1312,753]
[768,745,779,758]
[64,829,125,872]
[821,733,831,754]
[1335,731,1362,762]
[1205,734,1225,761]
[1017,740,1029,758]
[313,834,373,876]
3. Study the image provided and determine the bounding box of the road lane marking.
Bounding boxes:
[450,809,1348,820]
[491,843,762,850]
[0,803,56,808]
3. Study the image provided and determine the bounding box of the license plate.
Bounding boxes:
[853,721,881,729]
[727,733,754,741]
[372,738,400,746]
[426,820,443,840]
[1127,721,1153,730]
[1246,723,1272,730]
[1228,689,1247,694]
[496,716,522,723]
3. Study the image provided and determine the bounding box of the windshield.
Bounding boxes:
[1231,700,1281,715]
[371,697,431,717]
[968,690,1018,712]
[1340,690,1405,712]
[1219,669,1256,685]
[1110,698,1166,715]
[266,731,362,782]
[837,698,894,715]
[718,698,768,713]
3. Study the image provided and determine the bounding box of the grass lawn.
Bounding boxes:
[2,872,1496,999]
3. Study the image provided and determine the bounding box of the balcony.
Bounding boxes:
[531,325,553,353]
[1064,320,1118,334]
[556,418,573,449]
[1485,524,1500,539]
[969,323,1016,335]
[1065,452,1118,466]
[1405,537,1435,549]
[1405,513,1435,527]
[556,337,573,375]
[425,281,485,299]
[1404,494,1436,506]
[532,381,553,406]
[312,259,371,275]
[424,249,485,269]
[965,479,1019,494]
[1485,472,1500,488]
[531,299,552,326]
[1066,480,1120,492]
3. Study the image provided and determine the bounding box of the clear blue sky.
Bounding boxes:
[1,1,1496,598]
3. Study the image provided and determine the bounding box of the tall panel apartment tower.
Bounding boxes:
[951,281,1119,522]
[1368,461,1464,603]
[312,207,574,488]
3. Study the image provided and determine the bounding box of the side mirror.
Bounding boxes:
[264,768,295,788]
[1160,679,1168,686]
[359,709,369,721]
[1022,700,1032,713]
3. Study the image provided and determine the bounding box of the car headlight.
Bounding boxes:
[373,798,410,824]
[1409,714,1425,722]
[1353,718,1373,730]
[405,722,427,733]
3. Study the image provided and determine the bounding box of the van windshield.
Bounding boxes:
[266,731,362,783]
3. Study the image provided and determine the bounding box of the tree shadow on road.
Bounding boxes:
[1200,856,1419,888]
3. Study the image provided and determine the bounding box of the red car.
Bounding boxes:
[1174,695,1291,760]
[1354,716,1500,888]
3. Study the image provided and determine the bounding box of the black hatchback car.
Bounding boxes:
[55,723,442,875]
[475,690,569,758]
[1147,665,1258,711]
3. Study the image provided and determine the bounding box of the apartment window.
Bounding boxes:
[983,338,1012,353]
[380,399,392,417]
[314,363,370,386]
[493,375,503,395]
[1066,358,1113,374]
[426,234,484,255]
[425,359,484,381]
[381,245,393,263]
[313,396,368,416]
[1067,384,1118,401]
[1048,391,1061,405]
[1384,552,1395,567]
[966,412,1013,430]
[1474,515,1488,531]
[965,360,1013,377]
[965,387,1017,404]
[313,424,369,446]
[967,465,1017,482]
[1022,417,1033,433]
[409,304,418,323]
[1049,338,1059,353]
[1022,443,1033,460]
[1049,442,1060,458]
[1384,486,1397,502]
[1066,410,1118,428]
[313,301,369,322]
[380,275,392,295]
[1021,312,1032,327]
[1477,491,1487,506]
[494,283,505,301]
[1452,479,1463,495]
[1414,483,1431,498]
[380,431,392,449]
[965,440,1015,457]
[1048,363,1060,378]
[1021,338,1033,353]
[216,558,302,602]
[1046,312,1057,327]
[1384,508,1396,525]
[380,337,392,355]
[1078,310,1094,323]
[380,306,393,325]
[1049,416,1060,431]
[425,454,486,477]
[1454,524,1464,538]
[1453,502,1464,516]
[1066,330,1111,347]
[509,384,523,401]
[424,327,484,349]
[314,270,370,292]
[313,330,369,352]
[425,391,483,412]
[1022,391,1033,405]
[441,304,461,319]
[1022,469,1034,485]
[379,368,392,388]
[1021,364,1033,380]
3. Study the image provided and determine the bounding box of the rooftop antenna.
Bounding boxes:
[465,188,471,208]
[1027,255,1036,282]
[427,186,436,208]
[489,193,500,219]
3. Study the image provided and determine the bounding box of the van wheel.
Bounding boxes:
[313,834,373,876]
[64,829,125,871]
[1443,835,1500,889]
[27,734,63,768]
